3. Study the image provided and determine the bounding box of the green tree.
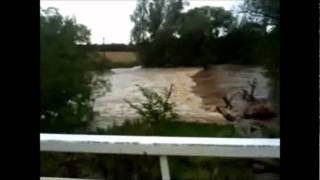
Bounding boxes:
[239,0,280,79]
[178,7,234,67]
[239,0,279,25]
[215,19,266,64]
[261,26,279,79]
[130,0,188,44]
[134,5,236,67]
[179,6,234,38]
[130,0,149,44]
[40,8,104,133]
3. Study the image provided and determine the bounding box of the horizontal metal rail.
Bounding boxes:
[41,134,280,158]
[40,133,280,180]
[40,178,99,180]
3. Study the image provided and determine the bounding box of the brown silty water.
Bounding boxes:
[92,65,272,129]
[192,64,271,114]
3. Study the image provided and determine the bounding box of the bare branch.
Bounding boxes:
[222,90,243,109]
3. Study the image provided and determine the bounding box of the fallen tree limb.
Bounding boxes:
[216,106,239,121]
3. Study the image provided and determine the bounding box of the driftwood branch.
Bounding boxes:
[218,78,259,121]
[217,91,244,121]
[222,91,242,109]
[222,96,232,109]
[248,78,257,99]
[216,106,238,121]
[241,78,257,102]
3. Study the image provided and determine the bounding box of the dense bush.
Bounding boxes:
[40,8,109,133]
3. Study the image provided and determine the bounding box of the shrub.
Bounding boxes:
[40,8,110,133]
[124,85,178,124]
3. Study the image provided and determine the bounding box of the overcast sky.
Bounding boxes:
[40,0,240,44]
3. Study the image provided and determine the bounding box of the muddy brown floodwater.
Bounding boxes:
[192,64,280,130]
[91,64,277,130]
[192,64,271,112]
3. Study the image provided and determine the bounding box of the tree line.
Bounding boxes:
[78,43,137,52]
[130,0,279,79]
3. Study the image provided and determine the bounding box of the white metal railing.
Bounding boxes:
[40,133,280,180]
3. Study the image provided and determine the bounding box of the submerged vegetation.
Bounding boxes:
[124,85,178,123]
[94,85,238,137]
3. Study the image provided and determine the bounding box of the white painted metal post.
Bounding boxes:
[159,156,170,180]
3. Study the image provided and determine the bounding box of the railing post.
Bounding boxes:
[159,156,170,180]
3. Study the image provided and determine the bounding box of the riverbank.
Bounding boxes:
[191,64,280,132]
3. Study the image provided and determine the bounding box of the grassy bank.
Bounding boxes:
[97,119,238,137]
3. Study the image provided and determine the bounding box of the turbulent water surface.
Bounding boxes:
[92,65,272,129]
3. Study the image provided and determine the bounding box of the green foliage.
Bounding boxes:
[131,1,280,74]
[261,27,280,81]
[41,153,103,178]
[41,152,260,180]
[170,157,255,180]
[124,85,178,124]
[130,0,188,44]
[238,0,280,92]
[135,6,235,67]
[260,125,280,138]
[239,0,279,25]
[40,7,109,133]
[136,31,182,67]
[215,21,266,64]
[79,43,137,52]
[101,119,237,137]
[179,6,234,38]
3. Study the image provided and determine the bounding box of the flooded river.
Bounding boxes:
[92,65,275,129]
